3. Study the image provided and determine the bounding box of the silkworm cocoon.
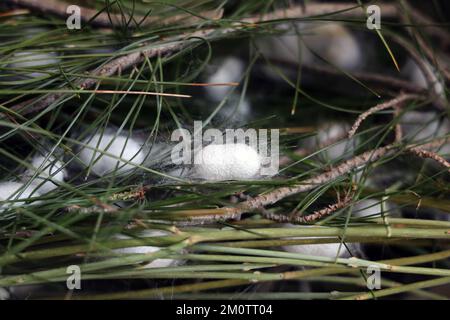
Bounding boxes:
[281,225,358,258]
[78,133,145,176]
[256,22,362,71]
[193,143,261,181]
[8,51,59,79]
[0,181,41,211]
[24,154,66,194]
[113,230,178,269]
[205,57,244,101]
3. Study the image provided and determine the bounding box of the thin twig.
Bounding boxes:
[394,106,403,143]
[408,148,450,170]
[398,1,450,86]
[302,64,426,94]
[389,33,446,109]
[401,2,450,50]
[247,2,397,21]
[348,93,421,138]
[5,0,223,28]
[261,193,353,224]
[179,138,449,225]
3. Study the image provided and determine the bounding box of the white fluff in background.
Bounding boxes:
[205,57,244,102]
[0,181,41,211]
[352,199,397,218]
[404,59,445,101]
[256,22,362,71]
[210,95,253,125]
[193,143,261,181]
[142,142,174,168]
[8,51,59,79]
[281,225,356,258]
[79,133,145,176]
[304,121,357,162]
[0,287,10,300]
[24,154,66,194]
[113,230,178,269]
[165,167,191,180]
[301,23,362,71]
[400,111,450,156]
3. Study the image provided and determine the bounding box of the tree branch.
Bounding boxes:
[5,0,223,28]
[348,93,421,138]
[261,192,353,224]
[408,148,450,170]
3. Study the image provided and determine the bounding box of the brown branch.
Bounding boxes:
[401,2,450,51]
[396,2,450,87]
[408,148,450,170]
[178,138,450,225]
[4,28,215,119]
[6,1,395,29]
[5,0,223,28]
[394,106,403,143]
[261,193,353,224]
[65,204,117,214]
[348,93,421,138]
[247,2,397,21]
[236,145,394,214]
[108,186,149,201]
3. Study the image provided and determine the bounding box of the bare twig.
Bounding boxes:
[236,145,394,214]
[5,2,443,119]
[247,2,397,21]
[394,106,403,143]
[4,28,214,118]
[398,2,450,86]
[108,186,149,201]
[176,138,449,225]
[66,204,117,214]
[4,0,223,28]
[401,2,450,50]
[408,148,450,170]
[261,193,353,224]
[348,93,421,138]
[0,8,30,17]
